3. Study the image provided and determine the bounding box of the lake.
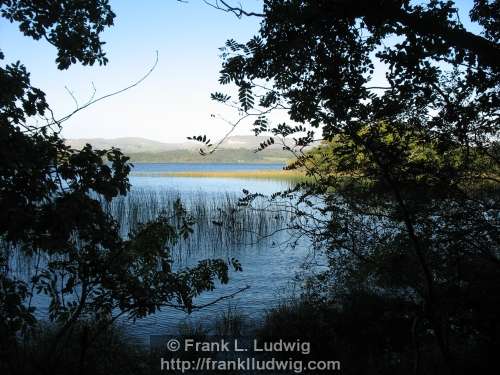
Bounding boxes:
[129,163,292,195]
[24,163,317,341]
[124,163,313,339]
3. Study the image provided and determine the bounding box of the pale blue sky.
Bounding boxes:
[1,0,262,142]
[1,0,480,143]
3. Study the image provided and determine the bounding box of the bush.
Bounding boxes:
[1,322,149,375]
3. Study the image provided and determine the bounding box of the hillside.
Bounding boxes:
[65,137,189,153]
[65,136,294,163]
[127,148,291,163]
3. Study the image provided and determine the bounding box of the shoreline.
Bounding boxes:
[130,170,304,180]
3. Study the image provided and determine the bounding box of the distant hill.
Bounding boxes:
[127,148,291,163]
[65,135,288,152]
[213,135,284,150]
[65,137,190,153]
[65,136,296,163]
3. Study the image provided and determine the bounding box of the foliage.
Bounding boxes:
[1,0,115,69]
[0,1,241,373]
[2,322,150,375]
[206,0,500,373]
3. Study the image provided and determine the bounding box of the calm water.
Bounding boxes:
[131,162,285,173]
[125,164,313,339]
[25,163,317,341]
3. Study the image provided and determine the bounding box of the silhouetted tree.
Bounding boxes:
[199,1,499,373]
[0,2,241,374]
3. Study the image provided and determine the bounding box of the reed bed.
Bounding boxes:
[99,188,291,263]
[5,187,292,280]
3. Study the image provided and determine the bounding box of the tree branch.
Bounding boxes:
[203,0,264,18]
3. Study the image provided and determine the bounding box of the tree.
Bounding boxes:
[200,0,499,373]
[0,1,241,373]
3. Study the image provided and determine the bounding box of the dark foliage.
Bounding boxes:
[0,2,241,374]
[208,1,500,373]
[1,0,115,69]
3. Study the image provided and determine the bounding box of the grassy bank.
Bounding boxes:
[131,169,306,180]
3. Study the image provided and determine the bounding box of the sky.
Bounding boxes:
[0,0,263,143]
[0,0,480,143]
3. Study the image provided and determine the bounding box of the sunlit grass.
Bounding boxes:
[131,170,306,181]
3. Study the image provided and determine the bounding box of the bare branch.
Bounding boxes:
[203,0,264,18]
[40,51,159,131]
[64,86,79,109]
[161,285,251,311]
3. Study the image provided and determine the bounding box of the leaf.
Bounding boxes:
[253,115,268,135]
[247,36,263,53]
[210,92,231,103]
[230,258,243,272]
[187,135,211,145]
[238,83,254,112]
[259,91,278,107]
[255,137,276,152]
[219,71,232,85]
[225,39,239,51]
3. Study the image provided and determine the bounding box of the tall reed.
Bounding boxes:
[98,188,291,264]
